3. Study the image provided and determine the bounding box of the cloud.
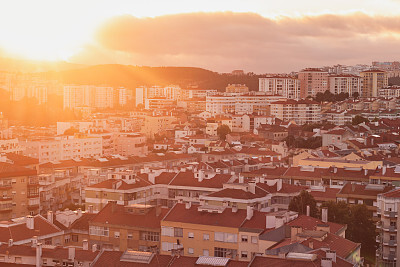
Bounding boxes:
[70,12,400,73]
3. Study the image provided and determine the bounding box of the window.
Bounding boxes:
[251,236,258,244]
[390,235,396,240]
[174,227,183,237]
[71,235,78,242]
[15,257,22,263]
[127,233,133,239]
[140,231,160,242]
[241,235,248,242]
[214,247,237,258]
[0,256,5,262]
[188,232,194,239]
[203,249,209,256]
[161,226,174,237]
[241,251,248,258]
[203,234,210,241]
[390,221,397,227]
[64,235,70,244]
[89,226,109,237]
[188,248,194,254]
[114,232,120,238]
[214,232,237,243]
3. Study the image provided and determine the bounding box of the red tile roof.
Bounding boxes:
[163,204,247,228]
[0,216,62,243]
[0,162,37,178]
[90,203,169,229]
[381,188,400,198]
[286,215,345,236]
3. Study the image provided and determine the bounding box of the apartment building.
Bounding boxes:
[380,86,400,98]
[328,74,362,96]
[206,94,281,116]
[225,84,249,94]
[376,189,400,266]
[23,135,102,163]
[136,85,181,106]
[258,76,300,99]
[270,99,321,125]
[0,162,39,220]
[63,85,114,110]
[140,114,176,138]
[298,68,329,98]
[89,202,169,251]
[112,132,147,157]
[360,70,388,98]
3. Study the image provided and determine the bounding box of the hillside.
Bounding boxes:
[45,65,262,91]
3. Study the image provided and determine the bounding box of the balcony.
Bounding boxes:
[384,210,397,218]
[0,184,12,190]
[0,202,13,212]
[27,197,40,210]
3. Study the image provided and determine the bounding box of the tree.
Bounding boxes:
[289,190,318,217]
[352,115,369,125]
[217,124,231,141]
[63,127,80,136]
[321,201,376,263]
[352,92,360,99]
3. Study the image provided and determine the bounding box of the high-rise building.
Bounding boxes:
[259,76,300,99]
[298,68,329,98]
[360,70,388,98]
[270,99,321,125]
[376,187,400,266]
[328,75,362,96]
[63,85,114,110]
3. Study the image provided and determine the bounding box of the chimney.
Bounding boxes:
[232,205,238,213]
[248,182,256,194]
[246,206,254,220]
[306,205,310,217]
[383,165,387,175]
[185,202,192,209]
[238,174,244,183]
[77,208,82,217]
[8,239,13,247]
[321,258,333,267]
[68,247,75,261]
[26,215,34,230]
[276,179,282,192]
[198,170,204,182]
[260,177,265,184]
[82,239,89,250]
[47,211,53,224]
[322,207,328,223]
[92,244,97,252]
[364,169,368,176]
[148,171,156,184]
[88,205,94,213]
[326,250,336,263]
[309,241,313,249]
[32,236,38,247]
[36,243,42,267]
[290,226,302,242]
[156,205,162,217]
[352,183,355,192]
[333,167,337,174]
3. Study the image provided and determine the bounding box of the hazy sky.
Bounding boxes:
[1,0,400,72]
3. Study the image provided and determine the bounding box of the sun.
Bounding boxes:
[0,0,110,62]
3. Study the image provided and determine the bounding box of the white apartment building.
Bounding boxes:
[270,99,321,125]
[376,187,400,266]
[23,135,102,163]
[63,85,114,110]
[328,75,362,96]
[135,85,181,106]
[259,77,300,99]
[206,94,283,116]
[181,88,218,99]
[379,86,400,98]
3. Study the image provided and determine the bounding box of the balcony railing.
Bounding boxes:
[384,210,397,218]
